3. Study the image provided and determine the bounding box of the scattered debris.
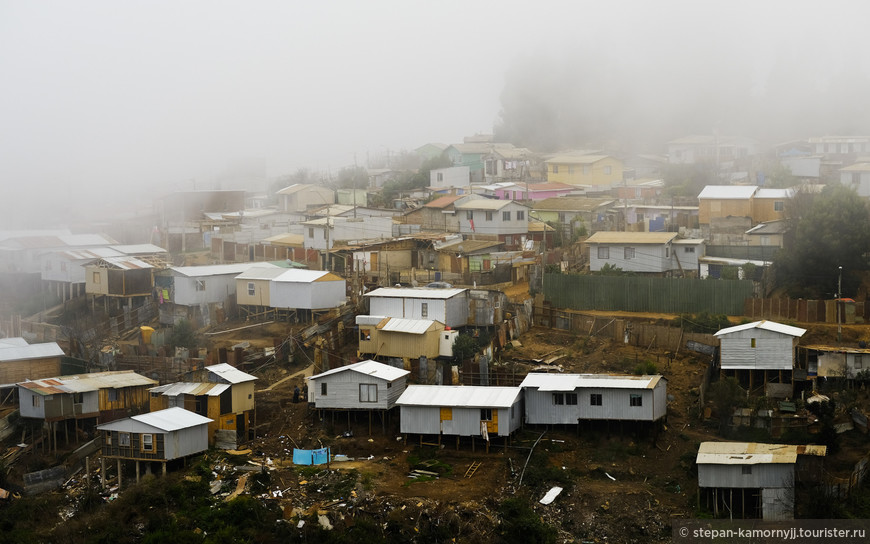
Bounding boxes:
[605,472,616,481]
[539,486,563,505]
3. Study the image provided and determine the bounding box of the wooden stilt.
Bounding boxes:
[368,411,372,436]
[163,462,167,476]
[118,459,123,490]
[136,461,140,483]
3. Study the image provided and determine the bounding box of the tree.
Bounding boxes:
[772,184,870,298]
[335,166,369,190]
[169,319,200,352]
[709,377,746,434]
[452,333,479,362]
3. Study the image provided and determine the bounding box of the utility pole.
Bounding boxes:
[838,266,843,343]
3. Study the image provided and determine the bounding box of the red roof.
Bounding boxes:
[424,195,463,209]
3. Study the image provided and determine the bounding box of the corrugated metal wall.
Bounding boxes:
[543,274,753,315]
[311,372,392,410]
[699,463,793,490]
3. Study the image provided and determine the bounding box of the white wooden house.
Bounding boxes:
[307,360,410,412]
[520,373,667,425]
[715,320,806,395]
[277,183,335,214]
[584,232,703,275]
[453,199,530,248]
[98,407,212,487]
[396,385,523,441]
[697,442,826,520]
[365,287,468,328]
[156,262,280,326]
[270,269,346,310]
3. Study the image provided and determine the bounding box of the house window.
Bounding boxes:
[630,394,643,407]
[517,210,525,220]
[486,211,493,221]
[684,247,695,253]
[598,247,610,259]
[466,210,474,220]
[119,432,131,447]
[308,228,314,238]
[856,356,863,370]
[247,282,255,296]
[321,383,327,396]
[108,389,119,402]
[60,261,67,272]
[774,201,784,212]
[552,165,559,174]
[583,165,591,175]
[742,466,752,475]
[624,247,635,259]
[604,166,612,175]
[568,166,575,175]
[503,211,511,221]
[322,229,327,239]
[360,328,371,341]
[359,384,378,403]
[480,408,492,421]
[590,393,602,406]
[421,302,428,318]
[141,434,154,452]
[73,393,83,404]
[566,393,578,405]
[558,212,566,222]
[195,280,206,292]
[32,395,40,407]
[553,393,565,405]
[92,272,100,284]
[387,382,392,388]
[105,431,112,446]
[751,338,756,348]
[665,246,670,258]
[437,173,444,182]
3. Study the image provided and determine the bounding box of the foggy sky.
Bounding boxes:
[2,1,870,228]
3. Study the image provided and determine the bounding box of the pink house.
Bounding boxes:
[491,182,576,201]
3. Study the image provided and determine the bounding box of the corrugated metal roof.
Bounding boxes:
[840,162,870,172]
[520,373,665,391]
[696,442,826,465]
[697,185,758,199]
[277,183,317,195]
[396,385,522,408]
[755,188,793,199]
[206,363,256,384]
[356,315,388,326]
[714,320,806,338]
[235,266,289,280]
[533,197,615,212]
[365,287,466,300]
[170,262,279,278]
[100,256,153,270]
[745,220,787,235]
[0,341,64,362]
[436,240,503,253]
[263,233,305,246]
[424,195,464,209]
[308,360,410,382]
[0,337,29,347]
[58,247,122,261]
[273,269,335,283]
[545,154,611,164]
[149,382,230,397]
[109,244,168,255]
[455,199,525,211]
[19,370,156,395]
[131,407,213,432]
[379,318,437,334]
[585,232,678,244]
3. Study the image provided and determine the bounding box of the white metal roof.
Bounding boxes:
[273,269,335,283]
[308,360,410,382]
[379,318,438,334]
[57,247,122,261]
[755,188,793,199]
[365,287,466,300]
[205,363,257,384]
[697,185,758,199]
[714,320,806,338]
[520,373,665,391]
[235,266,290,281]
[696,442,826,465]
[396,385,522,408]
[0,338,29,347]
[0,341,64,362]
[149,382,231,397]
[455,199,521,211]
[99,256,154,270]
[356,315,388,326]
[170,262,279,278]
[585,232,678,245]
[98,407,212,433]
[109,244,167,255]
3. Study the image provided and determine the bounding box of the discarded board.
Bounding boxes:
[539,486,563,505]
[225,473,250,502]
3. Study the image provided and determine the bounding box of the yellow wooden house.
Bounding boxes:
[545,154,623,189]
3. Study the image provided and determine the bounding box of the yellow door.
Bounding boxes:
[440,407,452,421]
[487,410,498,434]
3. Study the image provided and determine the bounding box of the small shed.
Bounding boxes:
[715,320,806,395]
[696,441,826,520]
[520,373,667,425]
[356,315,446,361]
[184,363,256,444]
[307,360,409,412]
[0,338,64,387]
[97,407,212,488]
[396,385,523,443]
[365,287,468,328]
[269,269,346,311]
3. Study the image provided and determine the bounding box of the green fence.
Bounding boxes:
[543,274,754,315]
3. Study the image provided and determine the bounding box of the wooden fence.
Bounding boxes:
[825,451,870,499]
[744,298,867,324]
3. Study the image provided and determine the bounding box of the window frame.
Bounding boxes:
[119,432,131,447]
[502,211,511,221]
[598,246,610,259]
[359,383,378,403]
[480,408,493,421]
[552,393,565,405]
[141,433,154,452]
[321,383,327,396]
[590,393,603,406]
[624,247,636,259]
[629,394,643,407]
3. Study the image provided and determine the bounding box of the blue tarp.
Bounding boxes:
[293,447,330,465]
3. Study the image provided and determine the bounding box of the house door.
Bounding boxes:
[236,414,246,440]
[370,253,378,275]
